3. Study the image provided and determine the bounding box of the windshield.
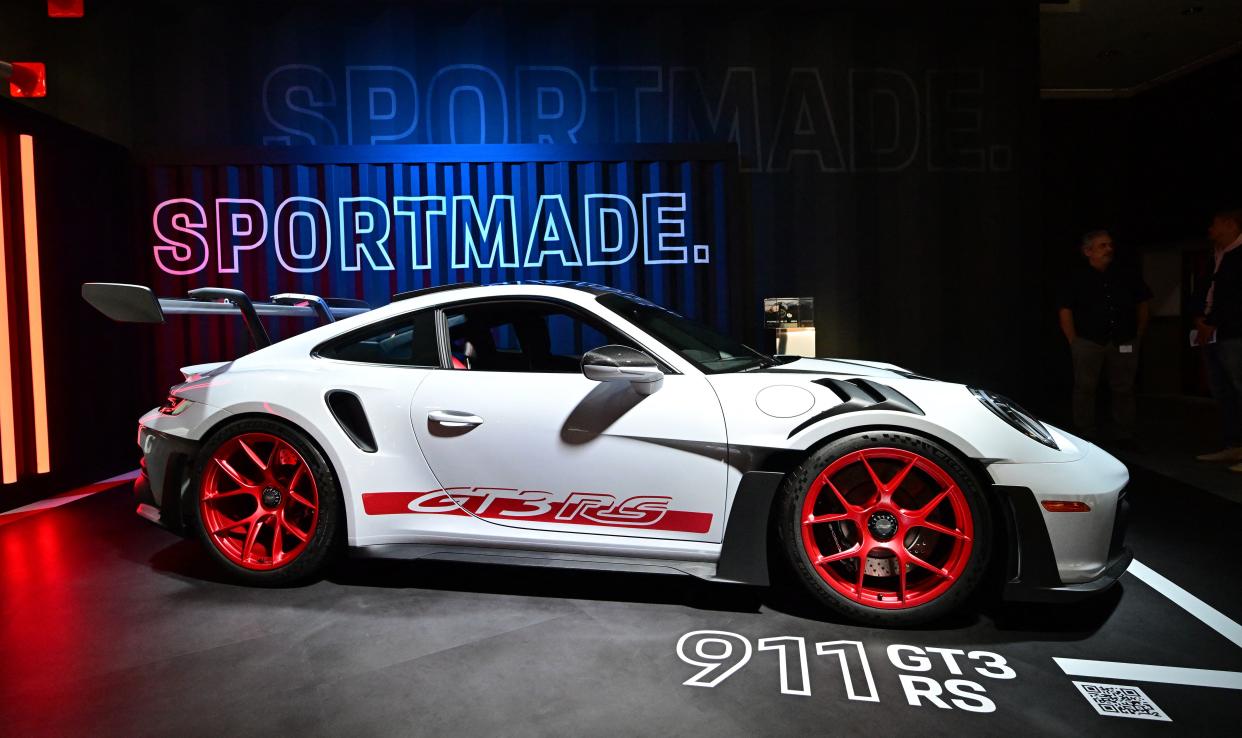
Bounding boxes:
[597,292,773,373]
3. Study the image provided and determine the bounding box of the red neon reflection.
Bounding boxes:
[0,501,84,723]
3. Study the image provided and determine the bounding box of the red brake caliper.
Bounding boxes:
[199,433,319,571]
[799,448,973,610]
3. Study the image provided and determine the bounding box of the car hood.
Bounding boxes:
[706,356,1091,464]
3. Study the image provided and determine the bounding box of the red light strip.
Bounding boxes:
[48,0,86,19]
[0,145,17,483]
[19,135,49,474]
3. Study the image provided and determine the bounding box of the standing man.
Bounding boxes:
[1057,230,1152,440]
[1194,209,1242,470]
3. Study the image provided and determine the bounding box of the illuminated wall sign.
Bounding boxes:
[258,64,1012,175]
[142,147,740,380]
[151,191,711,277]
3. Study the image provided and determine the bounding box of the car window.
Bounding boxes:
[444,300,634,373]
[596,292,771,373]
[320,309,440,367]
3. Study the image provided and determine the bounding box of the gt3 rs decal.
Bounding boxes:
[361,487,713,534]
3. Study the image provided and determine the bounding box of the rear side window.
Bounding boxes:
[319,309,440,367]
[443,300,635,372]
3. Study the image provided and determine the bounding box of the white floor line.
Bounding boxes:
[1053,658,1242,690]
[0,469,139,519]
[2,492,98,515]
[1050,559,1242,690]
[1126,559,1242,651]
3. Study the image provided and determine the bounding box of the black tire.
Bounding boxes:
[189,417,342,586]
[776,430,992,627]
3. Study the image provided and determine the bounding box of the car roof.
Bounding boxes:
[321,281,637,339]
[392,280,615,303]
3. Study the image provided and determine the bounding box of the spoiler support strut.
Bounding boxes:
[186,287,270,349]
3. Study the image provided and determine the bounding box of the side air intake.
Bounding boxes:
[326,390,377,453]
[787,378,924,438]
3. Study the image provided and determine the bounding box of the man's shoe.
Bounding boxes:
[1196,447,1242,462]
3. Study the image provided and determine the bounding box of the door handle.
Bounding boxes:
[428,409,484,428]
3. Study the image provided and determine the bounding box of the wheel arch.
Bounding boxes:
[736,423,1006,593]
[759,422,995,491]
[173,411,349,539]
[767,424,1000,621]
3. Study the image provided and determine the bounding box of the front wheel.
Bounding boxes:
[190,418,342,585]
[777,430,992,626]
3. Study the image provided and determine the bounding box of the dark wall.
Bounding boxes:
[0,99,144,508]
[1040,51,1242,407]
[1128,54,1242,240]
[1042,53,1242,255]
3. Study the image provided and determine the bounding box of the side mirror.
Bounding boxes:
[581,345,664,395]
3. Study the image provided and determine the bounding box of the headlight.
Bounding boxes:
[969,388,1058,449]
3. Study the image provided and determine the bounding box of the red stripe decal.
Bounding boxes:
[362,491,468,516]
[362,488,712,534]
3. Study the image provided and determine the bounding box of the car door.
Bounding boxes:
[410,297,728,543]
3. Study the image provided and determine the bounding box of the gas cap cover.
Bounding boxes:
[755,385,816,418]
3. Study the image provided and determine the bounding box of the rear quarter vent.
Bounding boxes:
[325,390,378,453]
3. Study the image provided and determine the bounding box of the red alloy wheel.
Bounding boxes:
[198,432,319,571]
[799,447,974,610]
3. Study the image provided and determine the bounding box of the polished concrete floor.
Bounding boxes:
[0,466,1238,737]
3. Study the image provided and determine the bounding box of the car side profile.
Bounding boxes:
[84,280,1131,626]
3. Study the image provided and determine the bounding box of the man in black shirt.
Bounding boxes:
[1193,208,1242,469]
[1057,230,1152,440]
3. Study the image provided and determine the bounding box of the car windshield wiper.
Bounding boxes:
[737,357,777,372]
[736,353,801,372]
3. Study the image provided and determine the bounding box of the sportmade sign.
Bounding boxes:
[151,192,712,276]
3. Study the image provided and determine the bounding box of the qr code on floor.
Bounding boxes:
[1073,681,1171,721]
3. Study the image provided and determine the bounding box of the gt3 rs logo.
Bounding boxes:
[361,487,712,534]
[410,489,672,527]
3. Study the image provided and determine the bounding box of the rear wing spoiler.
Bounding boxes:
[81,283,371,349]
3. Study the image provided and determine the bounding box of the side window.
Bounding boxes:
[320,309,440,366]
[444,300,634,372]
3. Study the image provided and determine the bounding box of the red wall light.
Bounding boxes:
[8,63,47,98]
[48,0,84,18]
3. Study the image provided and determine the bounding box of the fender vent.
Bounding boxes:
[788,379,924,438]
[326,390,377,453]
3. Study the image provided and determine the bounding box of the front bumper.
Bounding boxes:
[990,436,1127,573]
[998,483,1132,602]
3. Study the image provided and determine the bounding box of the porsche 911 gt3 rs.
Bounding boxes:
[83,280,1131,626]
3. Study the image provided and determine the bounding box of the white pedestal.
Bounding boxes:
[774,327,816,357]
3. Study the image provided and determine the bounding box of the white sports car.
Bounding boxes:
[84,280,1130,626]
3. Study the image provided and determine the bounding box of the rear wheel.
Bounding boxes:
[190,418,341,585]
[777,430,991,626]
